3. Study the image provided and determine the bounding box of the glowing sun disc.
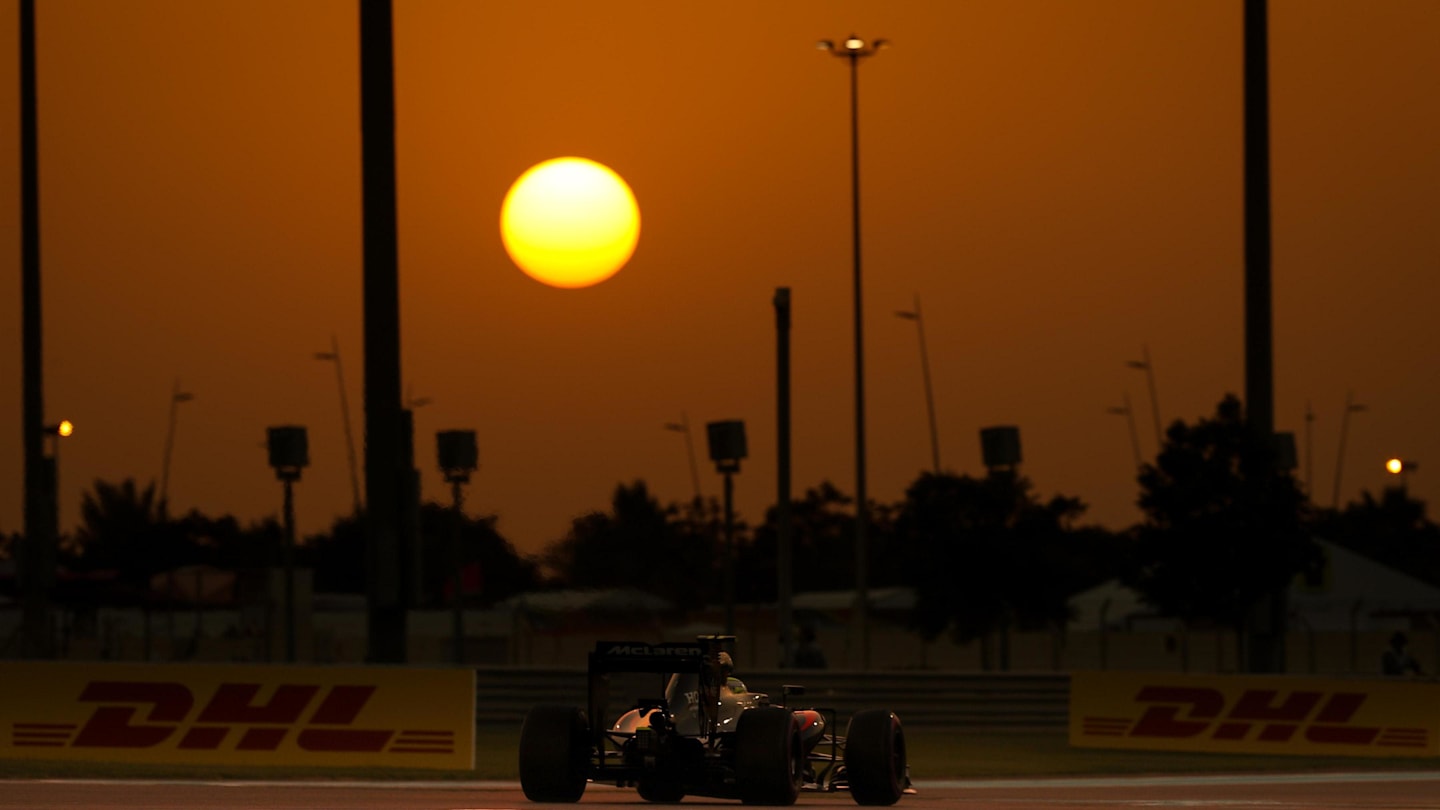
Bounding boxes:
[500,157,640,289]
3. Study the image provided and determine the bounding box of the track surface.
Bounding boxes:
[6,773,1440,809]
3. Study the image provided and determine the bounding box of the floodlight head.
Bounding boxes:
[438,430,479,483]
[706,420,748,474]
[266,425,309,481]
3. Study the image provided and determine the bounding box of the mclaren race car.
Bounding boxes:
[518,635,908,805]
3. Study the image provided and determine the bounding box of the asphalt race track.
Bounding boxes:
[5,772,1440,809]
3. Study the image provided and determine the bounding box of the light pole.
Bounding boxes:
[316,335,362,516]
[1305,400,1316,498]
[159,379,195,520]
[706,420,747,636]
[1331,390,1366,508]
[819,33,886,670]
[20,0,51,661]
[1126,345,1164,451]
[663,413,702,502]
[895,293,940,474]
[438,429,478,665]
[1106,393,1144,470]
[266,425,308,663]
[775,288,794,668]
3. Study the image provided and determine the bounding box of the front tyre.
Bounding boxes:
[735,706,802,806]
[844,710,906,806]
[519,704,590,803]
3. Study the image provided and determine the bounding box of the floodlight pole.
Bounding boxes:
[19,0,56,660]
[449,477,465,664]
[360,0,406,663]
[706,420,747,638]
[159,380,194,519]
[1242,0,1283,674]
[722,465,737,635]
[317,334,363,516]
[268,426,308,664]
[281,473,298,663]
[438,429,479,665]
[896,294,940,474]
[775,288,794,668]
[821,34,886,670]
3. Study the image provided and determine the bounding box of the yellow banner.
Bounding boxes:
[0,662,473,769]
[1071,670,1439,758]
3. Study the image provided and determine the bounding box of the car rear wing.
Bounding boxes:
[587,636,734,752]
[588,641,710,674]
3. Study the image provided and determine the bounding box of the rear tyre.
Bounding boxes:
[735,706,802,806]
[519,704,590,803]
[844,710,906,806]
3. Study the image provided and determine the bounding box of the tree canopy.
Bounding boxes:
[1124,394,1320,630]
[541,480,717,610]
[894,471,1109,654]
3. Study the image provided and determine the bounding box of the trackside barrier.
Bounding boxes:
[473,667,1069,729]
[0,662,474,769]
[1071,670,1440,758]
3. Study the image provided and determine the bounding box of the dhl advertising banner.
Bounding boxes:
[1071,670,1439,758]
[0,662,474,769]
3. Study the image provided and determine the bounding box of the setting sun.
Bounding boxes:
[499,157,640,289]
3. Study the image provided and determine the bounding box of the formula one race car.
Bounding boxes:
[518,635,908,805]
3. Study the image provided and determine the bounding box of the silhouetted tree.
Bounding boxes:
[183,512,282,572]
[416,504,540,606]
[1312,488,1440,587]
[543,481,718,610]
[1124,395,1319,652]
[303,514,366,594]
[739,481,901,603]
[69,478,197,584]
[893,471,1105,668]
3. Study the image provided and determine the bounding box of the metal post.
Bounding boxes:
[19,0,54,661]
[1304,400,1315,498]
[1332,390,1363,508]
[775,288,793,668]
[1109,393,1144,469]
[438,429,478,664]
[723,470,735,636]
[1128,346,1164,450]
[847,45,870,671]
[282,477,297,663]
[451,478,465,664]
[360,0,406,663]
[159,380,193,519]
[898,294,940,473]
[1243,0,1282,674]
[319,334,363,516]
[664,414,703,502]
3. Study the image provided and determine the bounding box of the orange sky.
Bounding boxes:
[2,1,1437,557]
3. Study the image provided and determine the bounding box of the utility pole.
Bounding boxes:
[1242,0,1283,674]
[360,0,406,663]
[775,288,794,668]
[19,0,54,660]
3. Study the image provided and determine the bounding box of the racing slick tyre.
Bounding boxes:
[735,706,803,806]
[843,710,906,806]
[637,779,686,803]
[519,704,590,803]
